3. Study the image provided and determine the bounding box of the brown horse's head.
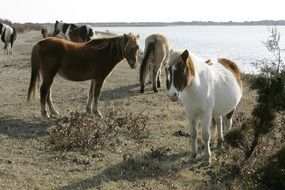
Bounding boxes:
[123,33,140,69]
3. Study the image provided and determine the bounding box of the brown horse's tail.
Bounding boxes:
[139,40,156,85]
[27,43,41,102]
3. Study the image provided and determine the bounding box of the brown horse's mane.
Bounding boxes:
[85,35,124,50]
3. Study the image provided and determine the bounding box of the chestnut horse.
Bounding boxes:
[53,20,94,42]
[27,34,140,118]
[139,34,171,93]
[0,23,17,54]
[167,49,242,166]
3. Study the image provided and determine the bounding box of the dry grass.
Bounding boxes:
[0,30,279,190]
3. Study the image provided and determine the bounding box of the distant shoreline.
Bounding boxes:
[41,20,285,27]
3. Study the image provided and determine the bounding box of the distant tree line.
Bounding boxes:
[0,18,42,33]
[82,20,285,27]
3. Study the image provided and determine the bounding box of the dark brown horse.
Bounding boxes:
[27,33,140,118]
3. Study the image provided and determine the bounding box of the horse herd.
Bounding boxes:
[1,21,243,166]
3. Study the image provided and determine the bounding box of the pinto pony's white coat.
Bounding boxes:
[167,50,242,165]
[0,23,17,54]
[53,21,94,42]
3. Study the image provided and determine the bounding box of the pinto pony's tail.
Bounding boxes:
[139,40,156,91]
[11,27,17,43]
[27,43,41,102]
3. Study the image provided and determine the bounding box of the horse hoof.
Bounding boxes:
[51,111,60,117]
[140,89,144,93]
[41,111,50,118]
[94,111,103,118]
[202,159,211,167]
[217,140,224,150]
[190,153,197,159]
[153,88,158,93]
[157,82,161,88]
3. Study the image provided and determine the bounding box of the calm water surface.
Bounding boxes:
[95,26,285,72]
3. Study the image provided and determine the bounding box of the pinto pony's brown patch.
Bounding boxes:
[172,50,195,91]
[218,58,242,87]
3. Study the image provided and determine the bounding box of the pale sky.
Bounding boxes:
[1,0,285,23]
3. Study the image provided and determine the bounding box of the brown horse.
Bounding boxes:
[27,33,140,118]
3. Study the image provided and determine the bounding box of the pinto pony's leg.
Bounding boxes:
[225,109,235,133]
[201,113,212,166]
[86,80,95,115]
[4,42,8,55]
[190,118,199,160]
[10,41,14,55]
[92,80,104,118]
[216,117,224,149]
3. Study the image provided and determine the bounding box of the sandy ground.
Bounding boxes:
[0,31,254,189]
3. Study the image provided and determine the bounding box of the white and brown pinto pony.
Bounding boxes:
[167,49,242,166]
[53,21,94,42]
[0,23,17,54]
[27,34,140,118]
[139,34,171,93]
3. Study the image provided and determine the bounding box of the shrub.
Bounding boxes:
[48,107,149,153]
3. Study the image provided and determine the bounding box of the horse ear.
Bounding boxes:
[124,34,128,42]
[170,49,173,54]
[136,34,140,39]
[181,50,189,62]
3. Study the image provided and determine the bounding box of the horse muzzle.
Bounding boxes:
[167,92,179,102]
[129,61,138,69]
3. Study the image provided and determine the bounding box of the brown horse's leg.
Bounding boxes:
[86,80,95,115]
[47,88,59,116]
[92,80,104,118]
[40,82,50,118]
[40,72,56,118]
